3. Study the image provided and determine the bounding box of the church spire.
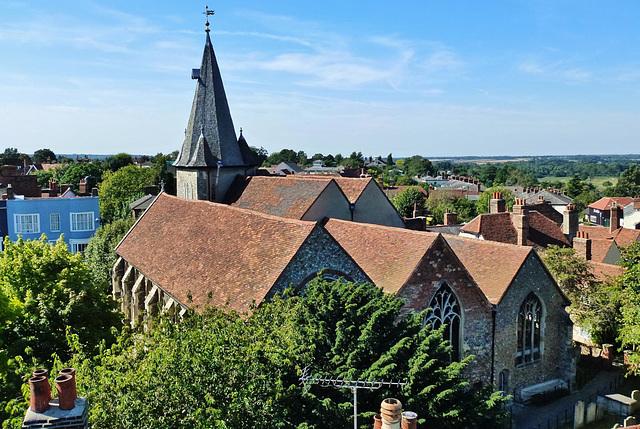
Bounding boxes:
[174,10,256,169]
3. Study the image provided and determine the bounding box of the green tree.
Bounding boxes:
[85,217,136,286]
[566,174,589,198]
[475,186,515,214]
[104,153,133,172]
[541,245,621,345]
[0,236,121,423]
[392,187,426,218]
[425,191,477,225]
[341,151,365,169]
[32,148,56,163]
[404,155,434,179]
[249,146,268,166]
[51,278,505,428]
[617,242,640,374]
[99,165,157,223]
[386,153,393,166]
[606,164,640,197]
[1,147,20,161]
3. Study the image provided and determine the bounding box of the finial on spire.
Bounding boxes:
[203,5,215,33]
[239,127,243,137]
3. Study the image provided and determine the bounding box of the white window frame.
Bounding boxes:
[69,238,90,254]
[14,214,40,234]
[70,212,95,232]
[50,213,61,232]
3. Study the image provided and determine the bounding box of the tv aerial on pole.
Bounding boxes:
[299,366,407,429]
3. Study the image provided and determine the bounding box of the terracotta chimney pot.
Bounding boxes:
[55,374,76,411]
[381,398,403,426]
[29,376,50,413]
[401,411,418,429]
[373,414,383,429]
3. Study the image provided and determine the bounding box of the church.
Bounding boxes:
[112,22,575,401]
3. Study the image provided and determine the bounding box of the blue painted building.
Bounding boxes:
[6,190,100,253]
[0,199,7,245]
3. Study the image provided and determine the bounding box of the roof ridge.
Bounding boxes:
[325,218,438,237]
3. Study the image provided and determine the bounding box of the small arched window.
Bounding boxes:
[517,293,543,366]
[425,283,461,361]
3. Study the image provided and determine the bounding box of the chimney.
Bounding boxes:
[23,368,87,429]
[78,177,89,194]
[512,198,528,216]
[48,179,59,197]
[91,187,99,197]
[634,195,640,210]
[563,205,579,243]
[6,184,14,200]
[401,412,418,429]
[513,211,529,246]
[380,398,403,429]
[610,201,622,233]
[444,209,458,226]
[573,231,592,261]
[489,192,506,213]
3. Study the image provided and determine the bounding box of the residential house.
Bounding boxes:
[269,161,304,175]
[5,186,99,253]
[587,197,634,227]
[520,188,573,214]
[622,196,640,229]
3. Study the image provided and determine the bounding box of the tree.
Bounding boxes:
[341,151,364,169]
[541,245,622,346]
[0,236,121,423]
[475,186,515,214]
[425,191,477,225]
[386,153,393,166]
[85,217,136,286]
[249,146,268,166]
[47,278,505,428]
[98,164,157,223]
[104,153,133,172]
[606,164,640,197]
[392,187,426,218]
[617,242,640,374]
[32,148,56,163]
[565,174,589,198]
[404,155,434,179]
[1,147,20,161]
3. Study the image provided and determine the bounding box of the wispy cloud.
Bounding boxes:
[518,59,592,83]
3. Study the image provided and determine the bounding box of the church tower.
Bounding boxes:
[174,10,257,202]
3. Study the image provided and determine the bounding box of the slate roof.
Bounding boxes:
[129,194,156,211]
[444,235,533,305]
[226,176,337,219]
[115,193,316,314]
[589,197,634,211]
[174,33,256,168]
[324,219,439,294]
[521,189,573,206]
[461,211,570,249]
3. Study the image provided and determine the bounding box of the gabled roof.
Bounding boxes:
[589,238,618,264]
[590,261,623,282]
[521,189,573,206]
[529,201,563,226]
[129,194,156,210]
[226,176,338,219]
[578,224,640,248]
[174,33,256,168]
[443,236,533,305]
[115,193,316,314]
[589,197,634,211]
[461,211,570,249]
[323,219,439,294]
[333,177,373,204]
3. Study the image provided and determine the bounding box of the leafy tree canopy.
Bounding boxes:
[1,147,20,161]
[475,186,515,214]
[404,155,435,179]
[37,278,506,428]
[32,148,56,163]
[85,217,136,286]
[98,164,157,223]
[104,153,133,172]
[605,164,640,197]
[392,187,427,218]
[617,242,640,374]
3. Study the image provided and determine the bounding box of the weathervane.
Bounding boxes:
[203,5,215,33]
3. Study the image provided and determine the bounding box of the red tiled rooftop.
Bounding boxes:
[588,197,634,211]
[116,193,317,314]
[444,235,532,305]
[578,224,640,249]
[324,219,438,294]
[333,177,373,204]
[590,262,623,282]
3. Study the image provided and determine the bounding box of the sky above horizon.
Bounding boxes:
[1,1,640,158]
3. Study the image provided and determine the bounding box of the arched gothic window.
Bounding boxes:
[424,284,461,361]
[516,293,542,366]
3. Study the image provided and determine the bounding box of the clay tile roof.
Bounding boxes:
[324,219,438,294]
[578,224,615,240]
[590,262,623,282]
[443,236,532,305]
[590,238,617,263]
[613,228,640,247]
[460,212,569,249]
[588,197,634,211]
[578,224,640,248]
[115,193,316,314]
[228,176,335,219]
[333,177,373,204]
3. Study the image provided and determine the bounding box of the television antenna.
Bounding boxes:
[299,366,407,429]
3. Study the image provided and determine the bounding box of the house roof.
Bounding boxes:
[529,201,563,226]
[521,189,573,206]
[444,236,533,305]
[226,176,338,219]
[333,177,373,204]
[383,185,429,200]
[589,238,618,264]
[173,32,256,168]
[578,224,640,248]
[590,262,623,282]
[115,193,316,314]
[323,219,439,294]
[589,197,634,211]
[461,211,570,249]
[129,194,156,210]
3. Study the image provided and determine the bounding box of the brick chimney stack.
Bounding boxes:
[634,195,640,210]
[513,205,529,246]
[512,198,528,216]
[573,231,592,261]
[78,177,89,194]
[563,205,579,243]
[490,192,506,214]
[444,209,458,226]
[610,201,622,233]
[48,179,59,197]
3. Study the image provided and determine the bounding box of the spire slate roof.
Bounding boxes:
[174,33,256,168]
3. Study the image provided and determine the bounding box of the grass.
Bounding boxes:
[539,176,618,190]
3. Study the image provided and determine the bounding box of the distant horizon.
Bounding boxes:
[2,2,640,156]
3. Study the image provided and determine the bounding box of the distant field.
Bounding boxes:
[539,176,618,190]
[431,157,533,164]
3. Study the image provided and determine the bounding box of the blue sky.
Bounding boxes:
[1,1,639,157]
